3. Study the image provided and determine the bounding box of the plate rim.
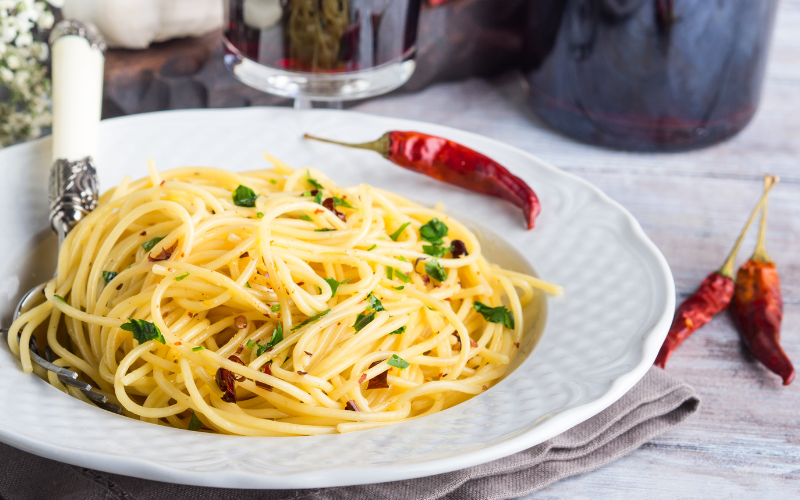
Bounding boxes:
[0,107,675,489]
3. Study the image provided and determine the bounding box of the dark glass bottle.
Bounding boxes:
[522,0,779,151]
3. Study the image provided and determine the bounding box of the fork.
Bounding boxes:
[0,20,123,414]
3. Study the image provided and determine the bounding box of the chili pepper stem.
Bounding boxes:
[304,133,391,157]
[752,175,776,263]
[719,175,779,279]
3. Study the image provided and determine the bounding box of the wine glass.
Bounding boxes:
[222,0,422,109]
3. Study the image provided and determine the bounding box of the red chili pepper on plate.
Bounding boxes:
[304,131,541,229]
[732,177,794,385]
[655,176,778,369]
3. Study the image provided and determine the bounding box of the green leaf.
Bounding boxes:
[300,215,314,222]
[389,222,410,242]
[424,259,448,282]
[102,271,118,284]
[245,339,256,349]
[353,311,375,333]
[306,171,324,190]
[419,218,448,244]
[390,325,406,335]
[367,293,385,312]
[192,346,205,352]
[367,244,377,251]
[269,179,277,185]
[233,185,259,207]
[142,236,164,251]
[393,286,404,291]
[257,323,284,356]
[324,277,350,297]
[291,309,330,331]
[245,281,252,288]
[188,411,202,431]
[394,269,411,283]
[54,294,67,303]
[387,354,410,369]
[386,266,394,280]
[397,256,407,262]
[257,212,264,219]
[313,190,323,205]
[121,318,166,345]
[315,228,335,232]
[271,304,281,312]
[332,196,354,209]
[422,244,453,258]
[174,272,190,281]
[474,302,515,330]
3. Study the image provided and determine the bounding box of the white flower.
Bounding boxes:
[30,41,47,61]
[5,53,20,69]
[45,0,64,7]
[0,26,16,43]
[15,32,33,47]
[0,66,12,82]
[36,10,53,29]
[0,42,6,55]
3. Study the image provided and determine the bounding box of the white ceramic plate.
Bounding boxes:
[0,108,674,489]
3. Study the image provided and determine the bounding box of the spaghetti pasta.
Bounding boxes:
[7,155,561,436]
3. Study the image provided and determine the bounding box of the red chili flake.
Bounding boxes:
[255,362,273,391]
[215,367,236,402]
[514,342,520,348]
[187,312,194,318]
[304,351,313,356]
[322,198,347,221]
[140,230,147,236]
[367,360,389,390]
[297,371,307,375]
[345,400,360,411]
[453,341,461,351]
[236,345,244,355]
[234,315,248,329]
[240,251,249,258]
[174,341,182,346]
[310,189,319,196]
[470,339,478,348]
[211,210,216,215]
[439,373,448,379]
[421,275,431,286]
[159,180,165,186]
[358,373,367,384]
[148,242,178,262]
[228,355,246,381]
[116,283,123,290]
[482,385,488,390]
[297,282,305,286]
[451,240,468,258]
[314,209,324,214]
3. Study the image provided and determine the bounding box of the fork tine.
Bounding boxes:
[24,333,80,381]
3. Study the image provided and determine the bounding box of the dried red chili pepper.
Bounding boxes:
[732,177,794,385]
[655,176,778,369]
[227,355,246,381]
[367,359,389,390]
[148,242,177,262]
[304,132,541,229]
[215,367,237,403]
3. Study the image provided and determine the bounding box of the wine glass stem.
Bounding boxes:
[293,98,343,110]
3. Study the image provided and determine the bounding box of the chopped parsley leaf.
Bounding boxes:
[291,309,330,331]
[188,411,202,431]
[394,269,411,283]
[174,272,190,281]
[192,346,205,352]
[245,339,256,349]
[269,179,277,185]
[397,255,407,262]
[245,281,252,288]
[54,294,67,303]
[314,228,335,232]
[367,244,377,251]
[257,323,284,356]
[306,171,324,190]
[141,236,163,251]
[300,215,314,222]
[424,259,447,282]
[387,354,410,369]
[121,318,165,345]
[419,218,448,244]
[474,302,515,329]
[422,244,453,258]
[389,222,410,242]
[233,185,259,207]
[271,304,281,312]
[324,277,350,297]
[332,196,354,209]
[390,325,407,335]
[353,311,375,333]
[256,212,264,219]
[393,286,404,291]
[102,271,118,284]
[367,293,385,312]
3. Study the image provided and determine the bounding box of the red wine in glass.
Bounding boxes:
[223,0,422,108]
[522,0,779,151]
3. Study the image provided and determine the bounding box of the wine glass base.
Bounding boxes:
[224,49,417,102]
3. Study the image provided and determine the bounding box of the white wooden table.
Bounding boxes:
[354,1,800,498]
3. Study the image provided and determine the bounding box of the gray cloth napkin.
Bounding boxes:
[0,367,698,500]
